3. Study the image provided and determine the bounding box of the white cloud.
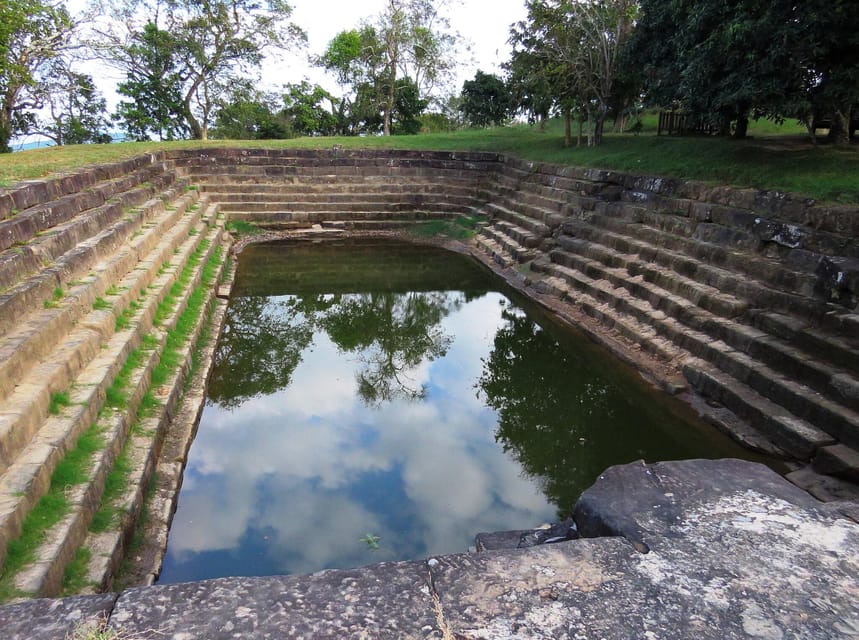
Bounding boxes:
[161,289,557,580]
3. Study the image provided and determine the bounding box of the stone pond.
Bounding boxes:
[0,148,856,637]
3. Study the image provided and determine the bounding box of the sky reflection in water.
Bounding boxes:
[159,240,755,584]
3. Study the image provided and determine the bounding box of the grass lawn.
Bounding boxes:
[1,118,857,204]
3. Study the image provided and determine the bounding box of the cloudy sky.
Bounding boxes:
[67,0,528,109]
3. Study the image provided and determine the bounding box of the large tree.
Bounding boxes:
[0,0,76,152]
[509,0,636,146]
[92,0,306,140]
[459,70,511,128]
[317,0,463,136]
[32,63,112,145]
[628,0,859,143]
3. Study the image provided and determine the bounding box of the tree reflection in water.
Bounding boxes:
[208,289,461,409]
[322,291,460,406]
[478,306,617,515]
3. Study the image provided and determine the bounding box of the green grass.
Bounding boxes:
[0,423,103,602]
[409,214,483,240]
[105,285,120,296]
[93,297,112,311]
[43,286,64,309]
[49,391,72,415]
[61,547,93,596]
[1,119,855,202]
[89,450,132,534]
[104,348,144,411]
[226,219,263,236]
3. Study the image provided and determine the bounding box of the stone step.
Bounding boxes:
[580,209,818,295]
[559,219,832,323]
[0,167,178,254]
[473,234,515,269]
[201,185,479,200]
[483,202,553,237]
[0,179,190,336]
[227,208,470,224]
[531,259,859,447]
[216,195,479,213]
[0,171,185,293]
[478,226,538,263]
[185,166,488,181]
[683,359,836,459]
[493,220,543,249]
[0,216,219,574]
[528,265,687,366]
[699,344,859,448]
[752,311,859,374]
[8,224,226,598]
[0,191,203,402]
[80,293,228,594]
[0,155,166,221]
[549,236,749,318]
[196,174,488,188]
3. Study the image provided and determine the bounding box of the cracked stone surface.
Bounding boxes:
[0,593,117,640]
[108,561,441,639]
[1,459,856,639]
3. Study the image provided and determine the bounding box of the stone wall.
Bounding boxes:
[0,147,857,614]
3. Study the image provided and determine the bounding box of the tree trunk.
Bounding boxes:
[733,114,749,139]
[563,109,572,148]
[593,114,605,146]
[384,80,394,136]
[0,104,13,153]
[827,109,850,147]
[577,119,583,147]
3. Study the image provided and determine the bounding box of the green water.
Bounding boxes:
[158,238,766,584]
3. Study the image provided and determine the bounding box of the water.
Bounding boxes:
[158,238,765,583]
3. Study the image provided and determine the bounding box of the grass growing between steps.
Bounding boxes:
[225,220,263,236]
[0,424,104,602]
[153,239,210,328]
[409,215,484,240]
[75,245,225,592]
[1,119,856,202]
[60,547,92,596]
[49,391,72,415]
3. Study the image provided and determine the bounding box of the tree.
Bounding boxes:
[114,22,188,141]
[0,0,75,152]
[281,81,338,137]
[628,0,859,143]
[92,0,306,140]
[317,0,464,136]
[32,63,112,145]
[212,82,288,139]
[509,0,636,146]
[505,48,554,129]
[459,70,511,128]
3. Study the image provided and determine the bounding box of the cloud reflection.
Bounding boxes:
[160,291,556,583]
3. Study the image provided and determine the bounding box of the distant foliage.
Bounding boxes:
[0,0,76,152]
[627,0,859,143]
[459,71,511,128]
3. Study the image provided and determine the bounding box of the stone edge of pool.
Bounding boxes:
[2,457,857,639]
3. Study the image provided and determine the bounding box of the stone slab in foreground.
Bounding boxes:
[433,459,859,639]
[1,459,856,639]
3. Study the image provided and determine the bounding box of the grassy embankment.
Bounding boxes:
[1,117,857,204]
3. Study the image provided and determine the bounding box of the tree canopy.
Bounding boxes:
[92,0,306,141]
[628,0,859,143]
[0,0,76,151]
[459,71,511,128]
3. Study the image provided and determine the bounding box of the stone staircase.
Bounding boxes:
[170,148,496,231]
[0,155,230,599]
[474,158,859,491]
[1,146,857,603]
